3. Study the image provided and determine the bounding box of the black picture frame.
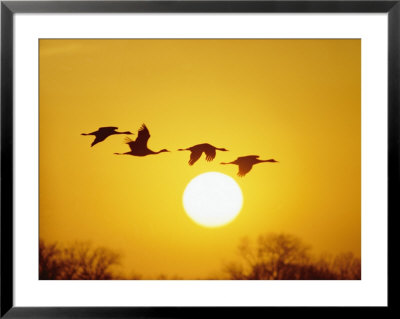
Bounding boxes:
[1,0,396,317]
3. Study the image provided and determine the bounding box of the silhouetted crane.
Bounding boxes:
[221,155,278,177]
[81,126,133,147]
[114,124,169,156]
[178,143,228,165]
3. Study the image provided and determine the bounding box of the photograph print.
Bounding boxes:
[39,39,361,280]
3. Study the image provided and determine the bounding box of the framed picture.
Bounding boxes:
[1,0,395,317]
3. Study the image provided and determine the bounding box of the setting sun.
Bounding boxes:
[183,172,243,228]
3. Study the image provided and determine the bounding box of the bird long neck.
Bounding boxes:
[155,149,168,154]
[220,162,233,165]
[116,131,131,134]
[216,147,225,151]
[177,148,187,151]
[259,159,276,163]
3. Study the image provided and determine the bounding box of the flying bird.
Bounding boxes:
[114,124,169,156]
[221,155,278,177]
[81,126,133,147]
[178,143,228,166]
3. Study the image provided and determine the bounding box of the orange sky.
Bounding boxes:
[39,39,361,279]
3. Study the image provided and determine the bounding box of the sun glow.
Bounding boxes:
[183,172,243,228]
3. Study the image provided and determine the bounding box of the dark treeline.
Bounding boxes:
[39,233,360,280]
[39,240,121,280]
[224,233,361,280]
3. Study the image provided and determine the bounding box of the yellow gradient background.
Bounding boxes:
[39,39,361,279]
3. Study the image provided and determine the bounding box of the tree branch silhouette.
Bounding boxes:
[224,233,361,280]
[39,239,120,280]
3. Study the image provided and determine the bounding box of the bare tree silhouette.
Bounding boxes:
[39,239,121,280]
[224,233,361,280]
[39,239,62,280]
[40,235,360,280]
[331,252,361,280]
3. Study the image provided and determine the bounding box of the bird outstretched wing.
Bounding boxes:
[124,137,136,151]
[237,162,253,177]
[189,150,202,166]
[135,124,151,149]
[91,135,107,147]
[204,147,216,162]
[235,156,260,177]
